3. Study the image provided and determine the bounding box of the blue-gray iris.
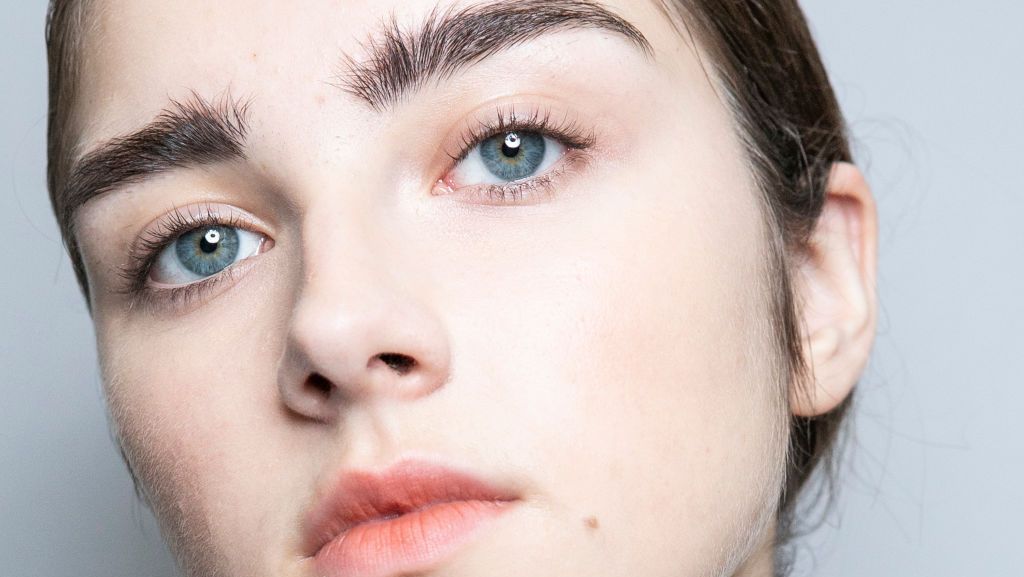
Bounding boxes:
[175,226,240,277]
[479,131,545,181]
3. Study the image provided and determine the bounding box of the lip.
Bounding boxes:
[304,458,520,577]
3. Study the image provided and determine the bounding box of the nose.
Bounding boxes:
[277,236,452,423]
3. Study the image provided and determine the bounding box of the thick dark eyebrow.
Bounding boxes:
[337,0,653,110]
[60,1,648,222]
[58,91,252,230]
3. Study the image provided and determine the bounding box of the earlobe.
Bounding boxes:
[790,162,879,417]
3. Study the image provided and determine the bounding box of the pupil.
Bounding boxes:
[199,228,221,254]
[501,132,521,158]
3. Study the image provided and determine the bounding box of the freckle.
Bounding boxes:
[584,516,599,530]
[250,52,258,61]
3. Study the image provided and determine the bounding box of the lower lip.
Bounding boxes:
[313,499,516,577]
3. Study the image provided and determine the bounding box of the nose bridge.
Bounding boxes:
[277,195,451,421]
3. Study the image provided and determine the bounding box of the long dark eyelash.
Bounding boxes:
[117,205,251,300]
[449,105,596,163]
[447,105,596,203]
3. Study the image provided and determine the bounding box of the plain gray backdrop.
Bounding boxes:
[2,1,1022,576]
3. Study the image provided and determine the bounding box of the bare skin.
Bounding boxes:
[68,1,877,576]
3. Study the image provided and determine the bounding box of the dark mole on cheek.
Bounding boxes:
[584,516,600,530]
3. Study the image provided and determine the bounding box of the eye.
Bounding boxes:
[449,130,567,187]
[150,225,265,285]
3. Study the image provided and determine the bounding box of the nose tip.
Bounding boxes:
[277,294,452,422]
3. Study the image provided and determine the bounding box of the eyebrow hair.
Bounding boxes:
[337,0,653,110]
[57,1,650,237]
[58,91,252,235]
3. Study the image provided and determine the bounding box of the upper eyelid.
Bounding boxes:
[132,210,255,261]
[135,205,266,246]
[444,104,596,164]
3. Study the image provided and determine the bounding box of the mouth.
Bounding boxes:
[304,458,521,577]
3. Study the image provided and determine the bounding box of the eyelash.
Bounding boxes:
[118,107,597,306]
[445,105,596,204]
[118,206,258,308]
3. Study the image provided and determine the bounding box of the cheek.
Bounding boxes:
[95,282,307,575]
[564,220,783,572]
[456,144,790,570]
[565,202,786,516]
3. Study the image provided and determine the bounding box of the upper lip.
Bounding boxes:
[303,457,521,556]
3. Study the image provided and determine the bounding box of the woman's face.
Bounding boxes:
[73,1,790,575]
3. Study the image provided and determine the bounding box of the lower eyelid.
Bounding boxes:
[137,256,262,313]
[441,148,590,206]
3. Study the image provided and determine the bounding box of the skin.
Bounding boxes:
[69,1,878,576]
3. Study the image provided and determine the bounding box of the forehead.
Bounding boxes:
[75,0,695,144]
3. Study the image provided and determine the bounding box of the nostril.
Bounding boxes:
[376,353,416,375]
[307,373,332,396]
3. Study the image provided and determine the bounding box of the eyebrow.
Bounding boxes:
[337,0,653,110]
[58,1,650,225]
[59,91,252,232]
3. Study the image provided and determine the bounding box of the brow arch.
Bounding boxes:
[336,0,654,111]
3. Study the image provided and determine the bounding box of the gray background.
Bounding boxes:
[2,1,1022,575]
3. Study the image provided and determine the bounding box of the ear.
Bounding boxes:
[790,162,879,417]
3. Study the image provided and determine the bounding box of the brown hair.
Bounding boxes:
[45,0,854,573]
[657,2,855,571]
[45,0,92,298]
